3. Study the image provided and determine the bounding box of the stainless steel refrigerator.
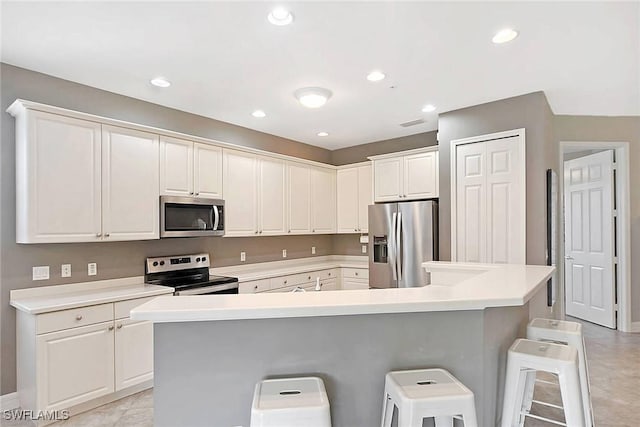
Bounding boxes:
[368,200,438,288]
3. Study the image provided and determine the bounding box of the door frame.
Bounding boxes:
[450,128,526,262]
[559,141,631,332]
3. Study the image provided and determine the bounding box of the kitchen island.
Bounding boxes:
[132,262,554,427]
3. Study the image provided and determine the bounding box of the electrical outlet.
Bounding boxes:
[32,266,49,281]
[311,246,316,255]
[61,264,71,278]
[88,262,97,276]
[362,245,367,254]
[240,252,246,262]
[282,249,287,258]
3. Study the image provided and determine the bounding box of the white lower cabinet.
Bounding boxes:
[238,267,367,293]
[341,267,369,290]
[18,296,158,420]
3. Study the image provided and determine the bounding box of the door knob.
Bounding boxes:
[565,256,574,260]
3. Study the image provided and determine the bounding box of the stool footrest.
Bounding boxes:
[524,412,567,426]
[531,399,564,410]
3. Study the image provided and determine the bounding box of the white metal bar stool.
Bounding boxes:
[526,318,593,427]
[381,368,478,427]
[501,339,585,427]
[250,377,331,427]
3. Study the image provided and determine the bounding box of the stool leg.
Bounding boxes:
[461,398,479,427]
[558,364,586,427]
[397,405,413,427]
[434,416,453,427]
[578,337,594,427]
[381,394,393,427]
[519,369,537,426]
[501,359,527,427]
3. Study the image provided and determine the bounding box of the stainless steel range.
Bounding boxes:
[144,253,238,295]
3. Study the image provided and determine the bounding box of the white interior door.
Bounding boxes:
[564,151,615,328]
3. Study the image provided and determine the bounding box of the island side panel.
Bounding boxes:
[154,310,503,427]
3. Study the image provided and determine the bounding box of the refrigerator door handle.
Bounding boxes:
[390,212,397,281]
[396,211,402,281]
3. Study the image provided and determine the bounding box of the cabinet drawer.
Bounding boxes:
[269,273,309,290]
[115,296,159,319]
[239,279,270,294]
[37,303,114,335]
[342,268,369,280]
[342,278,369,290]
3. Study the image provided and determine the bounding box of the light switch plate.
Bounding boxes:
[32,266,49,281]
[311,246,316,255]
[61,264,71,278]
[361,245,367,254]
[282,249,287,258]
[88,263,97,276]
[240,252,246,262]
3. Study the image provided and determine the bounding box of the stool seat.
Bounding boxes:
[382,368,477,427]
[251,377,331,427]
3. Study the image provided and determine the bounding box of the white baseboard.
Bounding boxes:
[630,322,640,333]
[0,392,20,410]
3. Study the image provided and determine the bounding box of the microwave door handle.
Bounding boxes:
[213,206,219,231]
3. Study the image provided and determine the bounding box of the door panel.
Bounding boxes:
[397,201,437,288]
[357,165,373,232]
[159,136,193,197]
[258,156,287,235]
[456,143,486,262]
[194,143,222,198]
[337,168,359,233]
[311,168,336,233]
[374,157,402,201]
[564,150,615,328]
[223,149,257,236]
[404,151,438,199]
[368,203,397,289]
[287,163,311,234]
[115,319,153,390]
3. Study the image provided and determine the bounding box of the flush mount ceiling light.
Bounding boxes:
[268,7,294,26]
[366,70,386,82]
[317,132,329,137]
[421,104,436,113]
[252,110,266,118]
[294,87,332,109]
[150,77,171,88]
[492,28,519,44]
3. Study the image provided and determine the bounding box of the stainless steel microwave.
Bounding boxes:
[160,196,225,238]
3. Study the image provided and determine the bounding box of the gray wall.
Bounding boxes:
[331,130,438,166]
[555,115,640,322]
[0,63,339,395]
[437,92,558,267]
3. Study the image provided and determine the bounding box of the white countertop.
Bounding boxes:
[10,277,174,314]
[209,255,368,282]
[131,262,554,323]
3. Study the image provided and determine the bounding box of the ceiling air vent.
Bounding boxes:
[399,118,425,127]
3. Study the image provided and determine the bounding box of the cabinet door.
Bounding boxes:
[311,167,336,234]
[114,318,154,391]
[102,125,160,241]
[341,279,369,290]
[19,111,102,243]
[337,168,359,233]
[374,157,403,202]
[287,162,312,234]
[357,164,373,232]
[257,156,287,235]
[223,149,258,236]
[36,322,114,411]
[404,151,438,199]
[159,136,193,197]
[194,143,223,199]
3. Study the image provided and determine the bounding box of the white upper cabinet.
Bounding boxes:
[337,163,372,233]
[223,149,258,236]
[372,147,439,202]
[311,167,337,234]
[101,125,159,241]
[287,162,312,234]
[257,156,287,235]
[9,103,160,244]
[160,136,222,199]
[14,110,103,243]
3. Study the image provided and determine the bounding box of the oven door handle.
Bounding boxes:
[213,205,220,231]
[174,282,238,296]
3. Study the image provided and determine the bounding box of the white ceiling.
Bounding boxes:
[2,2,638,150]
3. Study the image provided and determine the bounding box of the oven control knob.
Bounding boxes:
[202,257,207,262]
[153,261,158,267]
[196,257,201,262]
[159,261,165,266]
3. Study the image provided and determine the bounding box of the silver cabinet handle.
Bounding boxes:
[76,315,83,321]
[354,228,358,232]
[288,230,291,233]
[308,276,311,280]
[328,272,331,276]
[284,280,288,284]
[259,230,262,234]
[117,324,123,330]
[355,272,359,276]
[565,256,574,260]
[254,285,258,290]
[255,230,259,234]
[104,233,110,237]
[189,192,194,195]
[108,325,114,331]
[96,233,102,237]
[312,229,315,233]
[195,192,200,196]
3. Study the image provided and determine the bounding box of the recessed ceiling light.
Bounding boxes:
[492,28,518,44]
[317,132,329,137]
[150,77,171,88]
[294,87,332,109]
[252,110,266,118]
[268,7,293,26]
[366,71,386,82]
[421,104,436,113]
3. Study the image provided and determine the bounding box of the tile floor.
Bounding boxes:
[3,318,638,427]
